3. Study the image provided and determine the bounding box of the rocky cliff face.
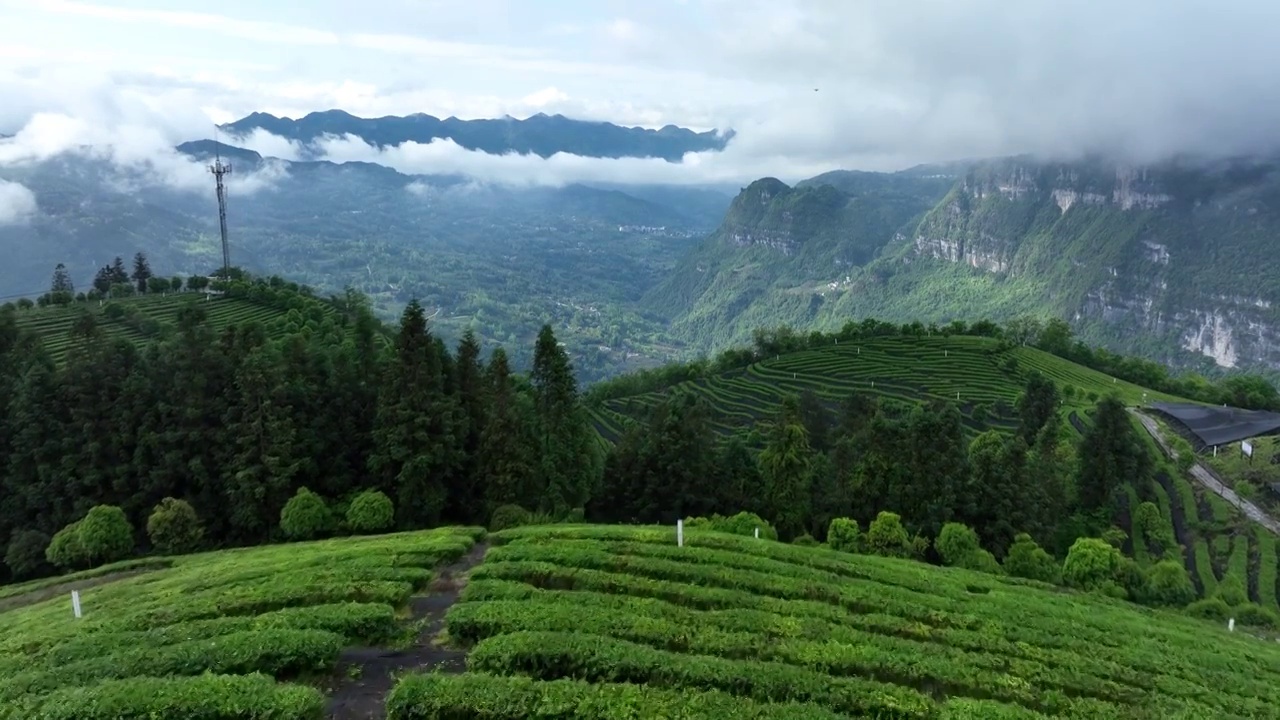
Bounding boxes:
[910,157,1280,371]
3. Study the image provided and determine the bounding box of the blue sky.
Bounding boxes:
[2,0,1280,195]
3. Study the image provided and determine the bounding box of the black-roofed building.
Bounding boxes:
[1148,402,1280,451]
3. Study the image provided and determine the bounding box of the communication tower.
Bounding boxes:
[209,131,232,280]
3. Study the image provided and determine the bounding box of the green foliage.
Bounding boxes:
[387,672,844,720]
[935,523,981,566]
[825,517,860,553]
[76,506,134,567]
[1233,603,1280,630]
[7,673,325,720]
[455,523,1280,718]
[1002,534,1061,584]
[684,512,778,541]
[1185,597,1232,622]
[345,490,395,534]
[1062,537,1123,592]
[1214,575,1249,608]
[1170,436,1197,473]
[865,511,911,558]
[1141,560,1196,608]
[790,534,818,547]
[0,527,480,716]
[279,487,335,541]
[146,498,204,555]
[490,505,532,532]
[4,530,50,581]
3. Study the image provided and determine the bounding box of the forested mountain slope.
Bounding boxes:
[653,156,1280,377]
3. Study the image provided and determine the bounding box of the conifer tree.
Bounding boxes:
[132,252,153,294]
[449,330,486,523]
[1077,394,1149,512]
[531,324,594,514]
[477,348,534,514]
[50,263,74,295]
[1017,371,1060,444]
[759,396,812,539]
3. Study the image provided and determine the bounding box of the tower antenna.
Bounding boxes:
[209,125,232,281]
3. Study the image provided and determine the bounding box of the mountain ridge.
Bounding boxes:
[650,154,1280,378]
[219,109,734,161]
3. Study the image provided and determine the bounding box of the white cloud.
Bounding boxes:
[0,179,37,225]
[0,112,288,195]
[5,0,1280,192]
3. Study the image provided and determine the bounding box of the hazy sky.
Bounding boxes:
[3,0,1280,193]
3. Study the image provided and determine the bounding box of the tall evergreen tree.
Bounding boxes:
[368,300,464,527]
[1076,395,1150,512]
[476,348,535,515]
[1017,372,1060,444]
[531,324,595,514]
[132,252,153,294]
[759,396,812,539]
[713,435,765,517]
[448,330,486,523]
[890,401,968,537]
[50,263,74,295]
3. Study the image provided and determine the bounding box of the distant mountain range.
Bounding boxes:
[219,110,734,161]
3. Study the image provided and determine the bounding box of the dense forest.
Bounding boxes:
[1,265,1274,594]
[0,273,601,582]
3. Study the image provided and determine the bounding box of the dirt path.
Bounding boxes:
[325,541,489,720]
[1130,409,1280,536]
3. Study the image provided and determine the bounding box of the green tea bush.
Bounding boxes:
[146,497,204,555]
[6,672,324,720]
[1185,597,1231,622]
[1062,537,1122,591]
[345,490,394,534]
[935,523,980,566]
[791,534,818,547]
[386,671,845,720]
[1232,602,1279,629]
[1143,560,1196,608]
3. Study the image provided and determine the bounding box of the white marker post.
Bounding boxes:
[677,519,684,547]
[71,590,82,619]
[754,527,760,539]
[1229,617,1236,632]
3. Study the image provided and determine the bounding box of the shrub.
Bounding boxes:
[9,673,325,720]
[865,511,911,558]
[791,534,818,547]
[826,517,860,553]
[1144,559,1196,607]
[1214,575,1249,608]
[1186,597,1231,622]
[146,498,204,555]
[1233,602,1279,629]
[280,487,334,541]
[935,523,981,567]
[684,512,778,541]
[1062,537,1123,591]
[1002,534,1060,584]
[5,529,51,580]
[1100,526,1127,550]
[346,490,395,534]
[77,506,134,566]
[46,522,90,570]
[490,505,532,531]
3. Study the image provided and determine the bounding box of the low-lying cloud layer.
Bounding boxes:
[0,179,37,226]
[5,0,1280,189]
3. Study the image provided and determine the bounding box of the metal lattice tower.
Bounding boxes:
[209,136,232,280]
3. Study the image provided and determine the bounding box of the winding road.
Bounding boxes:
[1129,408,1280,536]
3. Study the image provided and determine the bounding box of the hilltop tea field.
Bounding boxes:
[8,292,330,365]
[588,335,1184,442]
[0,527,484,719]
[5,523,1280,718]
[431,524,1279,719]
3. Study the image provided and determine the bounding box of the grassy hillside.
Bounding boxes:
[6,523,1279,717]
[0,526,484,718]
[589,334,1186,443]
[424,523,1280,718]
